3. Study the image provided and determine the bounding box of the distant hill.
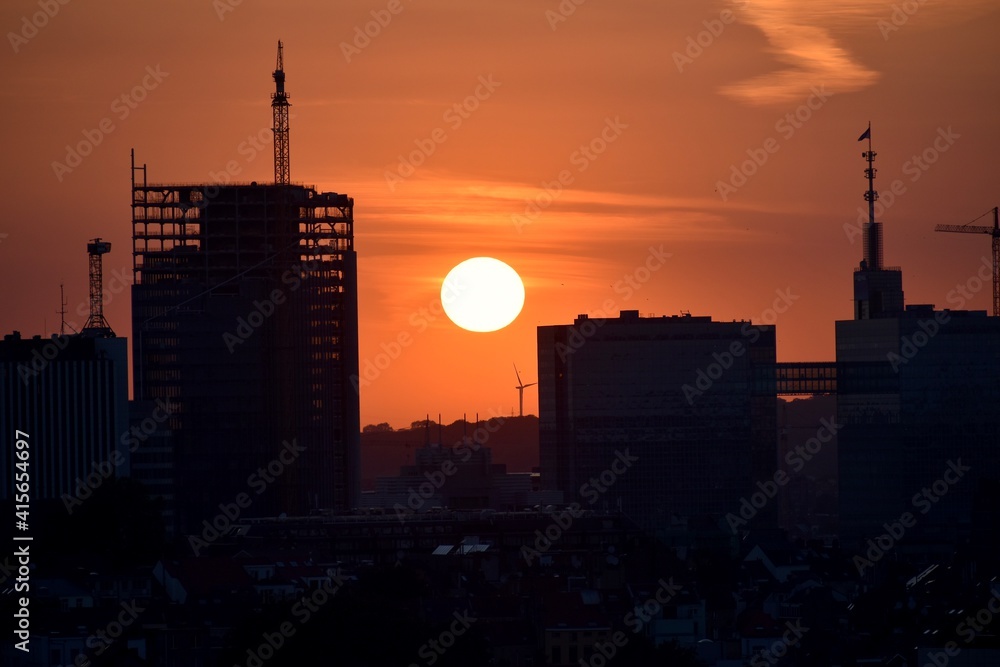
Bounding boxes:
[360,415,539,491]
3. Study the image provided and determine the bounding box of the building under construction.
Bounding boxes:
[130,43,360,532]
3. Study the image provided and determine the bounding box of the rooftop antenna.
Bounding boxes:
[514,364,537,418]
[82,238,114,337]
[57,283,77,335]
[272,40,291,185]
[859,122,882,270]
[58,284,66,334]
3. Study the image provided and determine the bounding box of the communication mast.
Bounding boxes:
[57,283,77,335]
[860,123,882,270]
[83,238,114,337]
[852,124,904,320]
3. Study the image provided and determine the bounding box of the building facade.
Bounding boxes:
[0,332,129,501]
[130,178,360,532]
[837,149,1000,546]
[836,306,1000,546]
[537,310,777,536]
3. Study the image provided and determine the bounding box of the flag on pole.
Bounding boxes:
[858,126,871,142]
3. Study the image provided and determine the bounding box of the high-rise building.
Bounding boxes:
[852,248,904,320]
[537,310,777,535]
[0,331,129,501]
[130,175,360,532]
[127,398,177,536]
[854,128,905,320]
[836,133,1000,548]
[836,307,1000,545]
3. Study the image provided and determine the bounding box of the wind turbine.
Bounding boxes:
[514,364,536,417]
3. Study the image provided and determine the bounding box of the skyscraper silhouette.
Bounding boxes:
[538,310,778,536]
[854,126,904,319]
[0,331,129,502]
[837,135,1000,548]
[130,165,360,533]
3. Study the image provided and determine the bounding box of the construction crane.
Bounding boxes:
[514,364,536,418]
[272,40,290,185]
[83,238,114,336]
[934,206,1000,317]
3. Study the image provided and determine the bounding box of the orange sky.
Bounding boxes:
[1,0,998,429]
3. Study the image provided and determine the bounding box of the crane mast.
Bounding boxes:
[272,40,290,185]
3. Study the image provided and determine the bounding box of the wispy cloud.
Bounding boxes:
[720,0,878,106]
[721,0,997,106]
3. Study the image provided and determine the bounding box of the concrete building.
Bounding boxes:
[127,398,177,536]
[537,310,778,536]
[0,331,129,501]
[836,306,1000,545]
[130,172,360,533]
[836,135,1000,548]
[830,137,1000,550]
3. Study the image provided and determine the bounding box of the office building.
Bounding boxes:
[836,307,1000,545]
[537,310,777,535]
[0,331,129,501]
[836,138,1000,546]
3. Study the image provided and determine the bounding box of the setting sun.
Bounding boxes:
[441,257,525,333]
[2,2,998,663]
